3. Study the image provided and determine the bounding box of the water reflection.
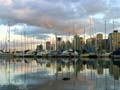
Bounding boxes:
[0,58,119,90]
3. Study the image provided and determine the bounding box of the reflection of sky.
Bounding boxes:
[0,59,75,85]
[0,58,120,90]
[0,61,49,85]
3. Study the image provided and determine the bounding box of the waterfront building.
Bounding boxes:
[80,37,84,45]
[97,33,103,40]
[46,41,51,50]
[51,44,56,50]
[96,33,103,50]
[101,39,109,51]
[65,40,72,50]
[56,37,62,50]
[108,30,120,51]
[86,38,96,51]
[72,34,80,52]
[60,41,66,51]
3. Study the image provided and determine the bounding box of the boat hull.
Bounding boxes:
[0,53,13,58]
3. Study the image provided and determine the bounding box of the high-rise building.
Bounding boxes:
[51,44,55,50]
[56,37,62,50]
[80,37,85,46]
[86,38,96,49]
[60,41,66,50]
[101,39,109,51]
[97,33,103,40]
[72,34,80,51]
[46,41,51,50]
[96,33,103,50]
[108,30,120,51]
[65,40,72,50]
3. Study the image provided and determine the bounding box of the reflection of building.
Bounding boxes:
[97,67,103,75]
[110,65,120,80]
[108,30,120,51]
[46,41,51,50]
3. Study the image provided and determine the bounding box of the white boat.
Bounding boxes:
[24,50,35,56]
[37,51,47,56]
[14,51,24,57]
[0,52,13,58]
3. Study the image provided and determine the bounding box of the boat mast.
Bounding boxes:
[5,30,8,52]
[94,28,97,53]
[21,31,23,54]
[90,17,92,50]
[32,33,34,51]
[112,20,115,50]
[105,20,107,52]
[24,31,26,52]
[55,33,57,51]
[84,26,85,45]
[8,24,10,53]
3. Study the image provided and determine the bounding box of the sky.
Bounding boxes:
[0,0,120,50]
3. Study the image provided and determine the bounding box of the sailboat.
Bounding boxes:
[0,24,13,58]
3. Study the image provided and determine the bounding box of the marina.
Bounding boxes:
[0,0,120,90]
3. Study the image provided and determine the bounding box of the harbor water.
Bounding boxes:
[0,58,120,90]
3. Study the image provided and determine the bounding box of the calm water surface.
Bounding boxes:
[0,58,120,90]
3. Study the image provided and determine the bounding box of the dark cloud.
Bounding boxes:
[0,0,120,35]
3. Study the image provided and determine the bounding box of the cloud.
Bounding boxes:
[1,0,120,50]
[105,7,120,19]
[0,0,120,36]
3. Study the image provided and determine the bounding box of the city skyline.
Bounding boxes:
[0,30,119,52]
